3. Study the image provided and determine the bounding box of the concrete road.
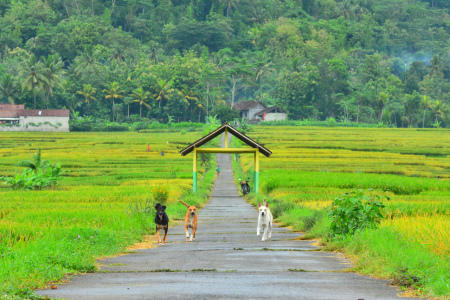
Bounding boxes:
[37,135,413,300]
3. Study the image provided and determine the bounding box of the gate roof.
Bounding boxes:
[180,122,272,157]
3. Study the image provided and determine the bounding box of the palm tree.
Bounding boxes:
[338,0,355,20]
[420,95,431,128]
[378,91,390,122]
[14,148,50,174]
[73,44,103,75]
[427,55,444,77]
[131,87,151,118]
[0,74,19,104]
[77,84,97,104]
[147,41,164,64]
[109,46,125,63]
[219,0,240,17]
[153,79,172,108]
[42,54,65,108]
[19,54,48,109]
[431,100,447,122]
[122,97,134,119]
[439,110,450,128]
[103,82,124,121]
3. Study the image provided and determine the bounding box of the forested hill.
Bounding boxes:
[1,0,450,127]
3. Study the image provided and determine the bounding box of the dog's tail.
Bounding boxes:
[178,200,190,208]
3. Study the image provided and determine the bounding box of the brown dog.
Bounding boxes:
[178,200,197,242]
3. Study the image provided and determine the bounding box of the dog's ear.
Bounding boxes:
[162,205,166,210]
[258,202,261,208]
[155,203,161,210]
[266,201,269,208]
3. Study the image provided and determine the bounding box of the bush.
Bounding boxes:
[151,185,169,205]
[70,123,92,132]
[102,123,128,131]
[328,189,389,239]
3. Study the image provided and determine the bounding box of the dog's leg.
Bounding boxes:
[262,225,268,242]
[257,218,261,236]
[185,225,189,242]
[190,227,196,242]
[162,227,168,245]
[268,220,272,239]
[156,226,161,244]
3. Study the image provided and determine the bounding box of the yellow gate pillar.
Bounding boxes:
[193,148,197,193]
[254,148,259,194]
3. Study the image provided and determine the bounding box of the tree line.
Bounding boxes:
[0,0,450,127]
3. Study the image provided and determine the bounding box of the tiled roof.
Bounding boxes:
[0,104,24,117]
[19,109,70,117]
[254,106,285,116]
[233,100,266,111]
[0,104,70,118]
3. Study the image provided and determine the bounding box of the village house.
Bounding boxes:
[254,106,287,121]
[232,100,287,122]
[0,104,70,132]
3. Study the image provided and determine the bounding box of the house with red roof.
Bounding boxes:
[0,104,70,132]
[231,100,287,122]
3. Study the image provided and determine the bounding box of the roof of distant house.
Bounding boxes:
[254,106,286,116]
[232,100,266,111]
[19,109,70,117]
[0,104,69,118]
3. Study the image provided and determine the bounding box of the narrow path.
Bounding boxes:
[38,135,414,299]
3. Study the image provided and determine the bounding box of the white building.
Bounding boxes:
[0,104,70,132]
[254,106,287,121]
[232,101,267,120]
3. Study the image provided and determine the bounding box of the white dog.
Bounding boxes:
[257,199,273,242]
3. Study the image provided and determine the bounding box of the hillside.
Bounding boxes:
[0,0,449,127]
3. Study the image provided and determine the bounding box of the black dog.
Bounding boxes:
[154,203,169,245]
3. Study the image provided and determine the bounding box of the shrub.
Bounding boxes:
[328,189,389,239]
[70,123,92,132]
[102,123,128,132]
[151,185,169,205]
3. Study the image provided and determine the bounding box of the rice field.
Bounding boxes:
[235,126,450,298]
[0,130,215,298]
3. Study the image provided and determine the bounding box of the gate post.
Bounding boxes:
[193,148,197,193]
[254,148,259,194]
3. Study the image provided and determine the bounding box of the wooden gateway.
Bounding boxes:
[180,122,272,194]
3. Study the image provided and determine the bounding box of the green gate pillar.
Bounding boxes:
[193,148,197,193]
[254,148,259,194]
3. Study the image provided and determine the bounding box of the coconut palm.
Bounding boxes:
[147,41,164,64]
[77,84,97,104]
[427,55,444,77]
[73,44,103,75]
[42,54,65,108]
[153,79,173,108]
[420,95,431,128]
[431,100,447,123]
[439,110,450,127]
[131,87,151,118]
[103,82,124,121]
[109,46,125,63]
[378,91,390,122]
[19,54,48,109]
[0,74,19,104]
[219,0,240,17]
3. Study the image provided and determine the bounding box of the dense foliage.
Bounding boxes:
[0,149,63,190]
[329,190,389,239]
[0,0,450,127]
